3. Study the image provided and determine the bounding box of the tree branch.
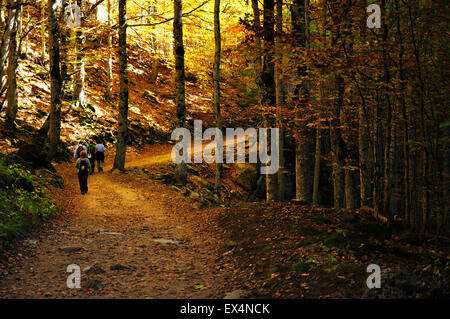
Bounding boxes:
[127,0,211,28]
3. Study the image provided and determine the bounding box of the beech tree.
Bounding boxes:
[73,0,86,108]
[275,0,286,201]
[173,0,187,185]
[262,0,277,202]
[213,0,222,193]
[113,0,129,171]
[42,0,63,163]
[0,0,15,111]
[5,0,21,129]
[291,0,313,204]
[105,0,113,100]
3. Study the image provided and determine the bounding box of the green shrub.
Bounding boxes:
[0,159,57,251]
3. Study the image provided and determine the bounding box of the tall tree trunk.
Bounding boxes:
[0,0,5,27]
[59,0,68,97]
[292,0,312,203]
[312,0,327,206]
[41,0,66,137]
[359,102,372,206]
[73,0,86,107]
[22,7,29,57]
[275,0,286,201]
[251,0,263,104]
[330,75,345,209]
[213,0,222,193]
[442,126,450,234]
[312,123,321,206]
[381,0,393,221]
[0,1,14,108]
[40,0,46,63]
[372,92,385,222]
[5,0,21,129]
[345,156,358,209]
[409,4,429,233]
[262,0,278,202]
[43,0,63,163]
[173,0,187,185]
[105,0,113,100]
[16,2,22,57]
[113,0,128,171]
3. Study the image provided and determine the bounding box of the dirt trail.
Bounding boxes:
[0,147,232,298]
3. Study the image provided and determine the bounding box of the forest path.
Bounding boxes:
[0,146,232,298]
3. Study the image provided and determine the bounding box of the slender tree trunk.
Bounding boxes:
[17,2,22,56]
[5,0,21,129]
[442,126,450,234]
[359,102,372,206]
[40,0,46,63]
[340,3,360,210]
[251,0,263,104]
[0,0,4,98]
[0,0,5,27]
[43,0,63,163]
[312,123,321,206]
[113,0,128,171]
[345,158,358,209]
[23,7,29,57]
[105,0,113,100]
[0,2,14,107]
[312,0,328,207]
[173,0,187,185]
[275,0,286,201]
[275,0,284,109]
[409,121,418,230]
[292,0,313,203]
[342,113,359,210]
[213,0,222,193]
[59,0,68,95]
[406,3,429,232]
[262,0,278,202]
[330,134,345,209]
[381,0,393,221]
[330,74,345,209]
[73,0,86,107]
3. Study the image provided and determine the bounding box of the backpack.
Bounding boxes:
[87,145,95,158]
[76,145,84,159]
[88,145,95,155]
[79,159,89,174]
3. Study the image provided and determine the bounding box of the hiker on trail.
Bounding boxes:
[87,141,97,175]
[95,141,106,173]
[74,141,87,160]
[76,151,91,195]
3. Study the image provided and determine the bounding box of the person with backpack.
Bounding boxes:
[74,141,87,160]
[87,141,97,175]
[76,151,91,195]
[95,141,106,173]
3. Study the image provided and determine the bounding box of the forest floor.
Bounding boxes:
[0,145,235,298]
[0,143,448,299]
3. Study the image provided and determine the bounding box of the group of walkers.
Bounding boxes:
[74,140,106,195]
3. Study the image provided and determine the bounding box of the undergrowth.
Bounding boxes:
[0,158,57,252]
